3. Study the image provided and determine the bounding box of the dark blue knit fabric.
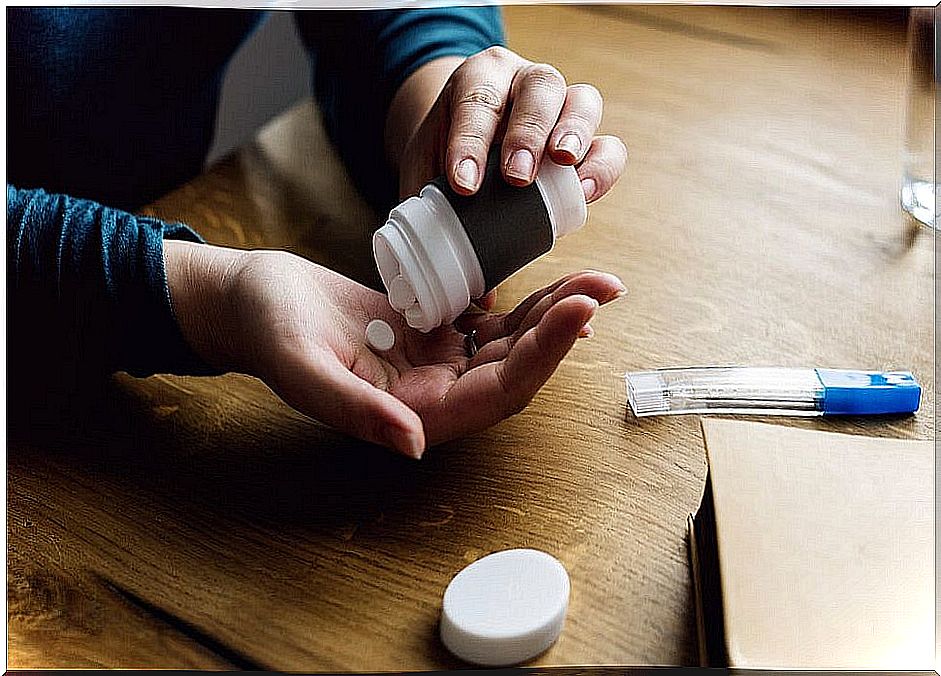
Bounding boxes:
[7,185,211,381]
[7,7,503,382]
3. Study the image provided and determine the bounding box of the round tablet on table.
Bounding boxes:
[440,548,570,666]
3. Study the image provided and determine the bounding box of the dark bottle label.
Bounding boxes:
[430,152,554,291]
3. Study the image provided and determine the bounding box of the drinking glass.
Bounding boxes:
[901,7,938,228]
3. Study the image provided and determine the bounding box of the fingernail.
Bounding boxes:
[506,149,535,182]
[555,133,581,158]
[455,158,479,191]
[581,177,597,201]
[405,428,426,460]
[578,323,594,339]
[382,423,424,460]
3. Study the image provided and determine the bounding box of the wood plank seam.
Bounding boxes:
[95,573,269,671]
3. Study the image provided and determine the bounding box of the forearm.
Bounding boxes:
[7,185,213,385]
[295,8,504,211]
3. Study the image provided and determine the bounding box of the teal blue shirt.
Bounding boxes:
[7,8,503,389]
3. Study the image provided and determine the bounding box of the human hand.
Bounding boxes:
[388,48,628,202]
[165,240,625,459]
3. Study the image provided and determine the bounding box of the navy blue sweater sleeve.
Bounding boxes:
[294,8,505,212]
[7,185,216,382]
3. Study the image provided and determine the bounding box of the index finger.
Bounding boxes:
[445,47,524,195]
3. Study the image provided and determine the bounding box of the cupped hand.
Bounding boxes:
[165,241,626,459]
[394,47,628,202]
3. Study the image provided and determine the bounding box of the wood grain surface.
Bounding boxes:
[8,6,931,670]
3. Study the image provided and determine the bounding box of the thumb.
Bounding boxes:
[269,349,426,459]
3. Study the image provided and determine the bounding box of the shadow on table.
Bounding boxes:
[8,369,512,533]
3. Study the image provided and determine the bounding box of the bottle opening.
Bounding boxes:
[373,187,484,332]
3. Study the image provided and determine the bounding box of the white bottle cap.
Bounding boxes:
[439,548,570,666]
[534,159,588,238]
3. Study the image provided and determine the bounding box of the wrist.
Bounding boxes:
[385,55,465,171]
[164,239,246,373]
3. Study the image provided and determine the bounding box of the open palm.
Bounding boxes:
[174,246,625,459]
[229,253,626,458]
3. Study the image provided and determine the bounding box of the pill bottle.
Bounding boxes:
[373,153,587,332]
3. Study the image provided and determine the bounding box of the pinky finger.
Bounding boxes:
[576,135,628,203]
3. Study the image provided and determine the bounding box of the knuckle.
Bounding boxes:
[590,159,624,192]
[455,82,505,117]
[562,86,603,130]
[451,117,496,156]
[570,82,603,106]
[452,132,490,159]
[588,136,629,177]
[593,157,620,185]
[560,111,595,133]
[455,128,490,147]
[522,63,566,91]
[482,45,511,61]
[511,111,554,140]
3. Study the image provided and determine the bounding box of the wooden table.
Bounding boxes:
[8,6,931,669]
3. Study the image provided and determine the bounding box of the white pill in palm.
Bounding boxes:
[365,319,396,351]
[388,275,417,310]
[440,549,570,666]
